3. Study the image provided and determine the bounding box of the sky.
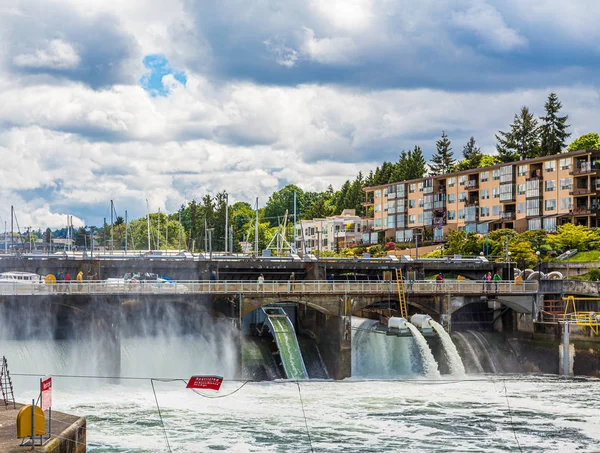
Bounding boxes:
[1,0,600,229]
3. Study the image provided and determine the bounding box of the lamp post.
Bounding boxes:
[207,228,215,260]
[507,251,511,280]
[536,250,541,285]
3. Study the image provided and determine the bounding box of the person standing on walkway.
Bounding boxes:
[258,274,265,291]
[65,272,71,292]
[493,271,502,291]
[76,271,83,292]
[289,272,295,291]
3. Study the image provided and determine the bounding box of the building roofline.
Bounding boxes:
[363,149,600,191]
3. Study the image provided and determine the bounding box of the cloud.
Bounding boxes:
[1,0,600,230]
[13,39,81,70]
[451,2,527,52]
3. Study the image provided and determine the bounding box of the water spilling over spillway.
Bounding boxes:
[430,320,465,376]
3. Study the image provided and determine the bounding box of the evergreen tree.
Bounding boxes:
[539,93,570,156]
[463,136,482,166]
[495,106,540,162]
[406,146,427,180]
[390,150,408,183]
[429,131,455,175]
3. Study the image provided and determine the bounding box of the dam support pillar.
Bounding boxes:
[297,304,351,379]
[559,322,574,377]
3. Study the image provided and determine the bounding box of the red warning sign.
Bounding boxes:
[41,376,52,411]
[186,375,223,391]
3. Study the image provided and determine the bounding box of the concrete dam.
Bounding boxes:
[0,256,599,380]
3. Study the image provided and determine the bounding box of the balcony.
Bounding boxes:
[433,217,446,226]
[570,162,600,175]
[362,200,374,206]
[570,206,600,215]
[570,186,600,196]
[465,180,479,190]
[501,212,515,220]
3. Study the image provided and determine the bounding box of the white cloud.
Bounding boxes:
[452,2,527,52]
[301,28,358,65]
[13,39,81,70]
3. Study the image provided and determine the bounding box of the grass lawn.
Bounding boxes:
[564,250,600,262]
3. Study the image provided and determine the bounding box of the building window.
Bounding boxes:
[517,184,525,195]
[560,158,571,170]
[409,215,416,224]
[560,198,572,210]
[448,193,456,203]
[492,205,502,216]
[383,188,388,196]
[409,184,416,193]
[543,217,557,233]
[418,214,423,223]
[375,204,381,212]
[480,171,490,182]
[545,160,556,172]
[526,199,540,217]
[448,210,456,220]
[492,188,499,198]
[448,177,456,187]
[375,219,381,227]
[417,183,423,192]
[480,206,490,217]
[545,199,556,211]
[560,178,572,190]
[409,199,416,208]
[518,165,528,176]
[528,218,542,230]
[458,209,465,219]
[480,189,490,199]
[500,165,514,183]
[375,190,381,199]
[518,202,526,214]
[459,175,466,185]
[459,192,467,202]
[545,180,556,192]
[418,198,424,207]
[492,169,500,180]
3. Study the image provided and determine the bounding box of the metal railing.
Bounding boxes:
[0,280,539,296]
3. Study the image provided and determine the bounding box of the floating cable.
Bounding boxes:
[190,381,250,399]
[296,381,315,453]
[503,379,523,453]
[151,379,172,453]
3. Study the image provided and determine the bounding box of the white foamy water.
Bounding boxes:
[430,320,466,376]
[405,323,440,378]
[351,317,415,378]
[9,375,600,452]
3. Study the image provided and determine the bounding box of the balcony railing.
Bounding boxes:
[570,187,600,196]
[501,212,515,220]
[571,162,600,175]
[465,180,479,190]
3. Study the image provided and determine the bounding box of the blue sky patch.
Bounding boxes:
[140,54,186,96]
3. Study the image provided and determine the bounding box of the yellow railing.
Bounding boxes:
[563,296,600,335]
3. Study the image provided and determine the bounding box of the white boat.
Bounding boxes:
[0,272,43,284]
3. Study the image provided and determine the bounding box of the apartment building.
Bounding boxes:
[295,209,363,254]
[362,149,600,244]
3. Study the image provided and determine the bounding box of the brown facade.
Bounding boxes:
[362,150,600,244]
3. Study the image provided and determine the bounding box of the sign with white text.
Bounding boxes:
[186,375,223,391]
[41,376,52,411]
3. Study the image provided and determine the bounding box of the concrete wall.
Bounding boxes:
[297,308,351,379]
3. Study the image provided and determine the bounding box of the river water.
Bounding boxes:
[10,373,600,452]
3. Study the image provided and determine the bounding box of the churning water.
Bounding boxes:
[9,373,600,452]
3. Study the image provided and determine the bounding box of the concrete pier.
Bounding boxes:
[0,403,85,452]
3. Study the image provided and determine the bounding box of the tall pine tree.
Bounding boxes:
[454,136,483,171]
[406,146,427,180]
[495,106,540,162]
[429,131,455,175]
[539,93,570,156]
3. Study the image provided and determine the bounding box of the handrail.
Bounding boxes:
[0,279,539,296]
